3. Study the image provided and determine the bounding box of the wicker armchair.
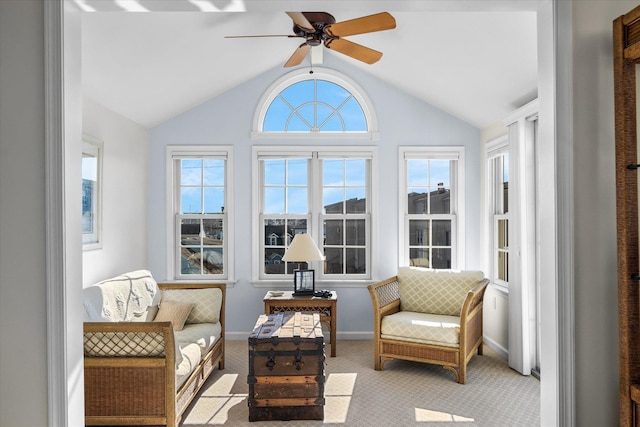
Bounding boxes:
[368,267,488,384]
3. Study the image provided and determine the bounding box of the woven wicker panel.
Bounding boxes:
[375,280,400,307]
[84,366,166,416]
[382,341,459,365]
[84,331,166,357]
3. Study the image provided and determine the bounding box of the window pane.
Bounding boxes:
[298,104,315,128]
[502,154,509,214]
[325,219,343,245]
[264,97,290,131]
[324,247,343,274]
[203,159,224,186]
[316,80,348,105]
[407,159,428,186]
[345,188,366,213]
[180,219,200,246]
[322,114,344,131]
[281,80,313,106]
[264,160,284,185]
[316,104,334,127]
[181,187,201,213]
[203,188,224,214]
[203,248,223,274]
[181,159,202,186]
[407,189,428,214]
[324,160,344,185]
[264,188,285,214]
[202,219,223,245]
[289,219,308,236]
[432,248,452,269]
[409,220,429,246]
[410,248,431,268]
[264,247,285,274]
[342,97,367,131]
[430,186,450,214]
[264,220,285,246]
[287,188,307,214]
[288,114,309,131]
[345,159,366,185]
[429,160,450,187]
[498,219,508,249]
[323,188,344,214]
[181,247,201,274]
[345,219,365,245]
[498,251,508,282]
[346,248,366,274]
[287,159,307,186]
[432,220,451,246]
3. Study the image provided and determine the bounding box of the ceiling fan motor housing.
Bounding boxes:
[292,12,337,46]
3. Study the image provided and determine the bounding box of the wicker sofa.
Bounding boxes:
[82,270,225,427]
[368,267,488,384]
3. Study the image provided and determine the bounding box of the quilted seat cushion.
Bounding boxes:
[175,322,222,358]
[161,288,223,324]
[381,311,460,348]
[397,267,484,316]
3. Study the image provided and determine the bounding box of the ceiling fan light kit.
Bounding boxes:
[226,11,396,67]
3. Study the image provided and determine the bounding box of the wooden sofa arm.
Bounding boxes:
[460,278,490,320]
[368,276,401,316]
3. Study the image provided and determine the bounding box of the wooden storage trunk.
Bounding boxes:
[247,312,325,422]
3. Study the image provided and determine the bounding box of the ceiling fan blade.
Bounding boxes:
[225,34,299,38]
[284,43,312,67]
[286,12,315,32]
[324,38,383,64]
[325,12,396,37]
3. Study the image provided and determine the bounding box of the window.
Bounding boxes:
[399,147,465,269]
[253,147,375,282]
[253,68,378,139]
[168,146,233,280]
[82,135,103,250]
[487,137,509,287]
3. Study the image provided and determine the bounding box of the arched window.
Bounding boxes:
[253,68,378,139]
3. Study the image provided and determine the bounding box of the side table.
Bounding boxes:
[263,290,337,357]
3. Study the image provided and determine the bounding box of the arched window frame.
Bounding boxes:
[252,68,379,140]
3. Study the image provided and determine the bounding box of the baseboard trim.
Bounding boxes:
[483,336,508,360]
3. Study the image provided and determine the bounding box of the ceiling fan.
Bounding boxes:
[225,12,396,67]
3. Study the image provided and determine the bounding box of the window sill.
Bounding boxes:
[252,279,373,289]
[489,282,509,296]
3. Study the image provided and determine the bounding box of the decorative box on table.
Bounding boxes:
[247,312,325,422]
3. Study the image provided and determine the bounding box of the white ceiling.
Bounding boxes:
[79,1,539,130]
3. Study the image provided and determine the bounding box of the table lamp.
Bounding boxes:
[282,233,325,295]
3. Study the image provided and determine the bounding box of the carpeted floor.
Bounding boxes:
[180,340,540,427]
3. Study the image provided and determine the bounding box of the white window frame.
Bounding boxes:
[165,145,234,281]
[398,146,465,269]
[252,145,378,285]
[252,68,379,140]
[487,136,510,288]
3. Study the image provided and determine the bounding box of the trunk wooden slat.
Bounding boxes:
[247,312,325,422]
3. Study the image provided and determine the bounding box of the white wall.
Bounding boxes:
[572,1,636,425]
[148,54,482,336]
[82,98,149,286]
[0,2,49,425]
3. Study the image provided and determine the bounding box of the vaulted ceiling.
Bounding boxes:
[79,0,539,130]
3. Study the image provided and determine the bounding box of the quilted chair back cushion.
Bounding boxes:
[161,288,223,324]
[397,267,484,316]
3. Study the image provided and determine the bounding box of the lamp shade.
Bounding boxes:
[282,234,325,262]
